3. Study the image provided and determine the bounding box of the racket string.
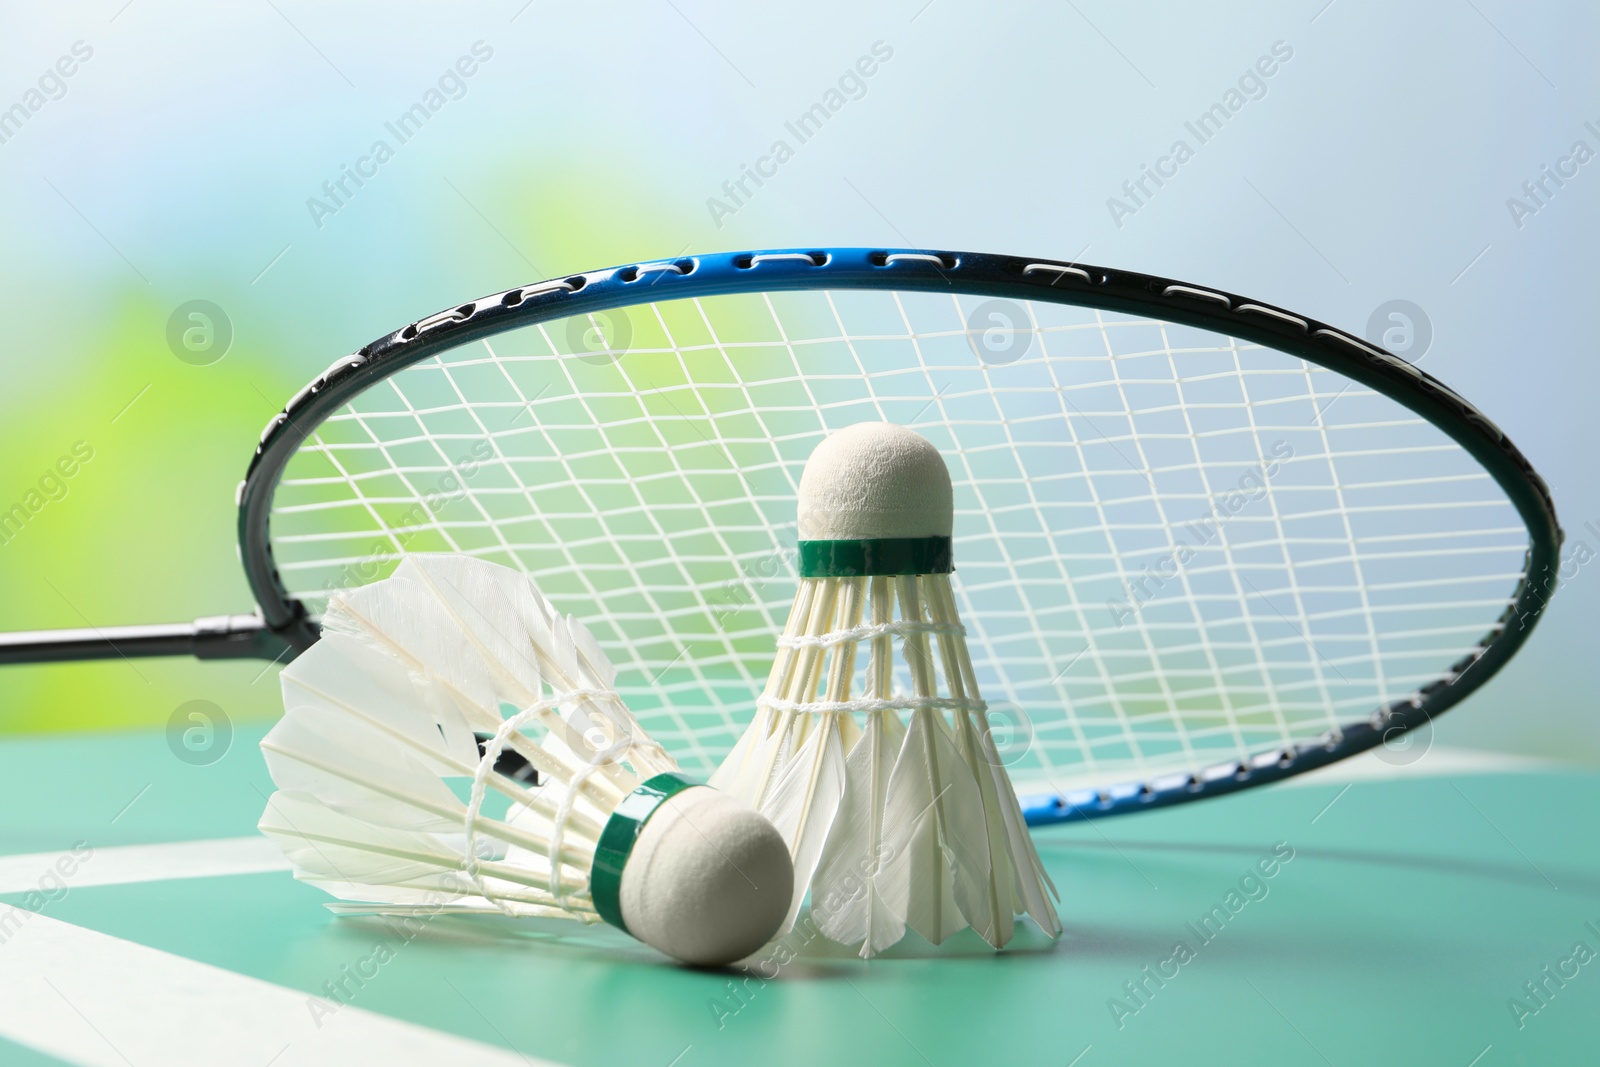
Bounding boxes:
[267,289,1525,791]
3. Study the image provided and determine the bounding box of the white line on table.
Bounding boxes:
[0,837,291,894]
[0,906,558,1067]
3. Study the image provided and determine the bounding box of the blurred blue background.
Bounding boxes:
[0,0,1593,761]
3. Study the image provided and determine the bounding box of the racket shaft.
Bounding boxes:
[0,615,298,664]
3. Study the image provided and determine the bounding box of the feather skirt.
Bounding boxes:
[711,573,1061,957]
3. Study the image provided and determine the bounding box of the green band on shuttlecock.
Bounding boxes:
[589,771,700,934]
[797,536,953,578]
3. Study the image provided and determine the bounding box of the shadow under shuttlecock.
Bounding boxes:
[331,911,668,967]
[330,907,1066,974]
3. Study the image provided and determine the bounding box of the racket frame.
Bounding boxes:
[9,247,1566,822]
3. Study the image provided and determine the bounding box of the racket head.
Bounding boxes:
[240,248,1561,821]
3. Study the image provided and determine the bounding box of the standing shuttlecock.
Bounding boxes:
[711,422,1061,957]
[258,554,793,967]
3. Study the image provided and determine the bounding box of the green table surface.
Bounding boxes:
[1,724,1596,1066]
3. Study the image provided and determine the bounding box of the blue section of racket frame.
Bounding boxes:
[1019,739,1363,827]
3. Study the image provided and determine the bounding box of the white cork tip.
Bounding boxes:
[796,422,953,541]
[619,787,793,967]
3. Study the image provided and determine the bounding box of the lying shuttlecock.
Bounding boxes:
[712,422,1061,956]
[258,554,793,967]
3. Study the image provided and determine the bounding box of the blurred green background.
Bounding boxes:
[0,1,1594,764]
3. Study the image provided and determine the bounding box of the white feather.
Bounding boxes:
[261,707,464,834]
[320,554,666,796]
[260,792,573,911]
[975,718,1063,937]
[811,710,906,955]
[723,710,791,806]
[261,790,469,893]
[759,716,846,933]
[881,709,998,945]
[707,703,773,793]
[281,630,480,775]
[405,554,619,694]
[948,709,1017,950]
[259,555,671,926]
[326,573,501,710]
[876,713,963,945]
